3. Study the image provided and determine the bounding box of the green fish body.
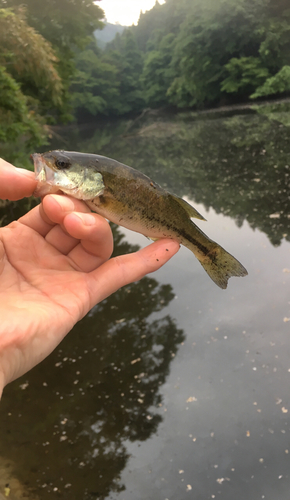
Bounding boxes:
[32,150,248,289]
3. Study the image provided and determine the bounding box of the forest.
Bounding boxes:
[1,0,290,163]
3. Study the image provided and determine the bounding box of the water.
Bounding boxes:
[0,103,290,499]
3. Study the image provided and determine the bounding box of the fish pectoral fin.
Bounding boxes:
[172,194,206,221]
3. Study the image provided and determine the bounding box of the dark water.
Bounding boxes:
[1,103,290,499]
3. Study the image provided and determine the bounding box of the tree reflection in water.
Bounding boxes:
[0,220,184,499]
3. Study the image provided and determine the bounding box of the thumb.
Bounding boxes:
[0,159,36,201]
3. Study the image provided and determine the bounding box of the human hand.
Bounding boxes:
[0,158,180,396]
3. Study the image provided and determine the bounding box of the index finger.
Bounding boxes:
[0,158,36,200]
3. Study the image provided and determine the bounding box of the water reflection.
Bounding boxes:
[0,215,184,499]
[0,197,37,226]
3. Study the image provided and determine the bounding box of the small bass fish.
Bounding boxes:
[32,150,247,289]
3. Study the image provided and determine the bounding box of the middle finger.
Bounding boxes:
[19,194,92,238]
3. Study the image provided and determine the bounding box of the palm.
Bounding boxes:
[0,162,179,394]
[1,222,89,327]
[0,193,179,388]
[0,195,114,384]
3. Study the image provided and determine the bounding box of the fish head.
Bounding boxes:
[32,150,105,200]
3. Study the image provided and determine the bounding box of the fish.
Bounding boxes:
[32,150,248,289]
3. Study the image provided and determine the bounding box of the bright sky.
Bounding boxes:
[97,0,165,26]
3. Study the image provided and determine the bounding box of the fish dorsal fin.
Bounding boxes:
[172,194,206,221]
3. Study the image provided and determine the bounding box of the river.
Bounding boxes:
[0,102,290,500]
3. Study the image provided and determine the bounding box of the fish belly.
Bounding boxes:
[86,198,177,239]
[86,196,247,290]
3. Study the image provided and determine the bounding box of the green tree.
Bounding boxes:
[221,57,269,96]
[167,0,264,108]
[0,8,64,163]
[105,31,145,114]
[0,65,44,146]
[1,0,104,50]
[71,43,120,119]
[218,0,290,101]
[251,65,290,99]
[71,30,145,118]
[258,1,290,72]
[142,33,175,107]
[0,8,63,108]
[1,0,104,119]
[135,0,185,52]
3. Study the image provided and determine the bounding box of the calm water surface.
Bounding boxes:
[1,103,290,499]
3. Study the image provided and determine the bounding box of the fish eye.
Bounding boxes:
[55,158,70,169]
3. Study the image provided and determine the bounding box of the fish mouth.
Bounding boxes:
[32,153,59,197]
[32,153,55,183]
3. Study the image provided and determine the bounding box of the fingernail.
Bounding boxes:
[74,212,96,226]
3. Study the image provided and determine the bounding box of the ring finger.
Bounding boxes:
[65,212,114,272]
[45,224,79,255]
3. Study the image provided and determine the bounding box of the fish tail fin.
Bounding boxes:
[197,244,248,289]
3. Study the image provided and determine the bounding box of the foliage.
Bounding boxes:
[142,34,176,107]
[108,30,145,114]
[251,65,290,98]
[135,0,185,52]
[167,0,265,107]
[221,57,270,96]
[0,0,104,121]
[0,0,104,162]
[0,65,45,145]
[1,0,104,50]
[0,8,63,108]
[74,31,145,119]
[95,0,290,112]
[94,23,125,50]
[258,14,290,71]
[71,44,120,119]
[2,0,290,154]
[0,8,62,162]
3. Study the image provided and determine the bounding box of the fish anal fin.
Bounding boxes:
[172,194,206,221]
